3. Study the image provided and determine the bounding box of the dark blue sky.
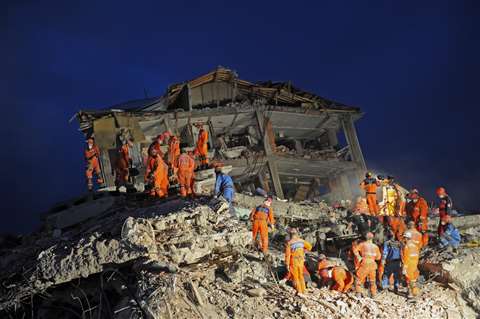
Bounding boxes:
[2,1,479,233]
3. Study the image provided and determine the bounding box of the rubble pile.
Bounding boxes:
[0,195,479,318]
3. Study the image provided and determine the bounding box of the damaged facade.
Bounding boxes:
[76,67,366,201]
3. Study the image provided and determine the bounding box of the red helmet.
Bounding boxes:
[436,187,446,197]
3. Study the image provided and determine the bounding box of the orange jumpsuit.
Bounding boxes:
[115,144,130,187]
[389,217,406,241]
[360,178,380,215]
[407,198,429,246]
[349,240,361,271]
[148,141,164,158]
[354,241,381,295]
[145,155,169,198]
[176,153,195,197]
[401,240,420,296]
[318,260,353,292]
[285,238,312,294]
[85,144,103,190]
[195,128,209,166]
[404,228,423,250]
[168,136,180,168]
[250,205,274,253]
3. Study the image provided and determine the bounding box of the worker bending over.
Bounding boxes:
[176,148,195,198]
[402,232,421,298]
[285,228,312,295]
[195,124,209,169]
[439,215,461,250]
[406,189,429,246]
[250,198,275,254]
[84,137,104,191]
[145,148,169,198]
[380,231,401,292]
[317,255,354,293]
[360,172,380,216]
[214,165,234,204]
[353,232,381,297]
[436,187,453,236]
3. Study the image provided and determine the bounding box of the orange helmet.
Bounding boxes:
[436,187,446,197]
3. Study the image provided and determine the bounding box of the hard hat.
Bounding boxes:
[318,254,326,260]
[403,232,412,239]
[366,172,373,178]
[366,232,374,240]
[436,187,446,196]
[163,131,172,139]
[410,188,419,194]
[156,134,164,141]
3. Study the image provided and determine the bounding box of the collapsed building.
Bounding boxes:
[76,67,366,201]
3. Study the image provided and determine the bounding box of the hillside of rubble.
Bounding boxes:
[1,194,479,318]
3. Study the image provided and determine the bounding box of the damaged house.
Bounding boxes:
[76,67,367,201]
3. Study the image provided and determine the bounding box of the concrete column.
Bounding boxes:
[341,114,367,170]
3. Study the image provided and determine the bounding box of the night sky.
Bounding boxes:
[3,1,479,234]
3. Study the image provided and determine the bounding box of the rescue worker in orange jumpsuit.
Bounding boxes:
[349,239,362,271]
[176,148,195,198]
[387,216,407,241]
[167,135,180,169]
[250,198,275,254]
[436,187,453,236]
[360,172,380,216]
[402,232,421,297]
[148,134,165,159]
[317,255,354,293]
[115,138,134,190]
[406,189,430,246]
[84,138,104,191]
[404,221,423,249]
[285,228,312,295]
[145,148,169,198]
[353,232,381,296]
[195,125,209,168]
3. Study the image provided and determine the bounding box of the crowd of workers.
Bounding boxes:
[83,123,234,202]
[250,172,461,298]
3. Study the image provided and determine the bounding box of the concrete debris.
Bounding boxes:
[0,194,479,318]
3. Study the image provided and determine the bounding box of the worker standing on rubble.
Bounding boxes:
[401,232,420,298]
[354,232,381,297]
[436,187,453,236]
[115,137,134,190]
[214,164,234,204]
[148,134,165,158]
[195,124,209,169]
[439,215,461,251]
[406,189,430,246]
[360,172,380,217]
[84,137,104,191]
[145,148,169,198]
[317,254,354,293]
[285,228,312,295]
[176,148,195,198]
[380,231,401,292]
[250,197,275,254]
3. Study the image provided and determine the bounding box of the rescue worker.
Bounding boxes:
[250,198,275,254]
[439,215,461,250]
[176,148,195,198]
[84,138,104,191]
[349,239,362,271]
[387,216,406,241]
[148,134,165,158]
[436,187,453,236]
[214,165,234,204]
[360,172,380,216]
[145,148,169,198]
[195,124,209,169]
[406,189,429,246]
[404,221,423,249]
[401,232,420,298]
[317,255,354,293]
[167,135,180,169]
[285,228,312,295]
[380,231,401,292]
[353,232,381,297]
[115,137,134,190]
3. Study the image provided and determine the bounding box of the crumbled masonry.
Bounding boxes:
[0,194,479,318]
